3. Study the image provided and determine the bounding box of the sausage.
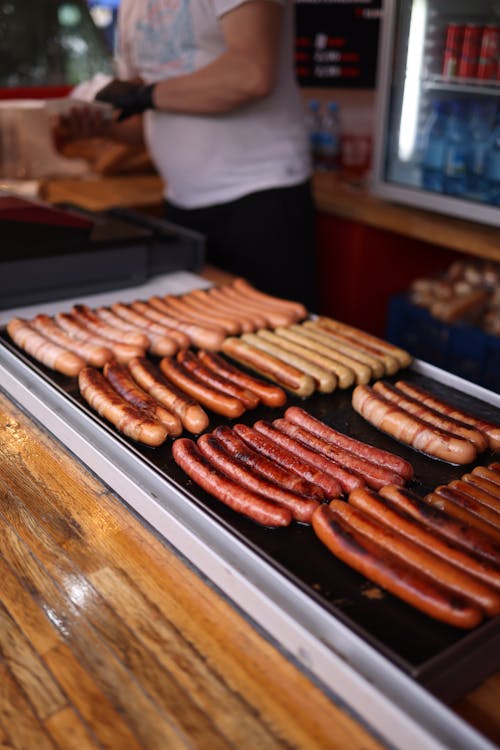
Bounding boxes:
[72,304,148,348]
[231,277,308,320]
[395,381,500,452]
[302,321,386,378]
[352,384,478,465]
[471,466,500,489]
[426,490,500,543]
[172,438,292,527]
[213,425,324,502]
[271,327,355,389]
[312,505,483,629]
[207,287,269,329]
[183,289,258,333]
[236,420,342,499]
[149,295,229,343]
[291,325,372,384]
[161,294,242,335]
[55,312,145,363]
[273,418,405,491]
[110,302,189,350]
[330,499,500,616]
[159,357,246,418]
[490,462,500,476]
[379,484,500,567]
[285,405,414,480]
[436,484,500,529]
[197,350,286,407]
[312,321,400,375]
[315,316,413,369]
[103,360,182,436]
[213,285,295,328]
[197,434,319,523]
[177,349,260,409]
[221,337,315,397]
[455,476,500,515]
[7,317,85,377]
[132,300,225,351]
[78,366,168,446]
[252,330,337,393]
[127,357,209,434]
[254,420,364,494]
[372,381,488,453]
[348,487,500,591]
[30,314,112,368]
[96,307,178,357]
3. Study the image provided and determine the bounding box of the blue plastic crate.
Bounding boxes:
[386,294,500,394]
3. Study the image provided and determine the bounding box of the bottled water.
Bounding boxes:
[420,100,448,192]
[306,99,322,169]
[317,101,341,171]
[466,99,496,200]
[484,111,500,206]
[443,100,469,197]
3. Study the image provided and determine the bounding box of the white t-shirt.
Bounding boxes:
[115,0,311,208]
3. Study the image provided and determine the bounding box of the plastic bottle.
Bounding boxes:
[442,99,470,197]
[317,101,341,171]
[484,110,500,206]
[420,99,448,192]
[467,99,496,200]
[306,99,322,169]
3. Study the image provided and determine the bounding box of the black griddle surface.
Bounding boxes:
[2,328,499,687]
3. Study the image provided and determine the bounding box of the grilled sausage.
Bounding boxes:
[434,485,500,529]
[96,306,178,357]
[7,318,85,376]
[128,357,209,434]
[426,490,500,543]
[55,312,145,363]
[231,277,308,320]
[312,320,400,375]
[207,286,269,329]
[131,300,225,350]
[172,438,292,527]
[30,314,111,368]
[72,303,148,348]
[110,302,189,350]
[197,350,286,407]
[161,294,241,335]
[291,325,372,384]
[197,433,319,523]
[471,465,500,488]
[352,384,478,465]
[285,406,414,480]
[455,476,500,515]
[177,349,259,409]
[183,289,258,333]
[78,366,168,446]
[312,504,483,629]
[213,285,294,328]
[302,320,386,378]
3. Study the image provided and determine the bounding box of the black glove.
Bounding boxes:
[95,79,155,121]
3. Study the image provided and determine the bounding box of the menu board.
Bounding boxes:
[294,0,382,88]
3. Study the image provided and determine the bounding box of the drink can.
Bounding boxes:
[477,25,500,79]
[458,23,482,78]
[442,23,464,77]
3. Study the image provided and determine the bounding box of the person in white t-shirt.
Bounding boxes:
[59,0,317,309]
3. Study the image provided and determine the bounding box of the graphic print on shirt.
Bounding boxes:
[135,0,195,75]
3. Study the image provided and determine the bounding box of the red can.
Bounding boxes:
[457,23,482,78]
[477,25,500,79]
[442,23,464,77]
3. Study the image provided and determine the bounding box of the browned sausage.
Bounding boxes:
[291,325,373,384]
[131,300,225,351]
[231,277,308,320]
[379,484,500,567]
[302,321,386,378]
[159,357,246,418]
[221,337,315,397]
[172,438,292,527]
[72,304,148,348]
[197,350,286,407]
[213,425,324,502]
[78,366,168,446]
[255,420,364,494]
[456,476,500,514]
[110,302,189,350]
[285,405,414,480]
[426,490,500,543]
[313,320,400,375]
[436,484,500,529]
[348,487,500,591]
[243,420,342,499]
[177,349,259,409]
[352,384,478,465]
[96,306,178,357]
[30,314,111,368]
[272,418,405,490]
[472,466,500,489]
[127,357,209,434]
[183,289,258,333]
[372,381,488,453]
[103,360,182,436]
[7,318,85,376]
[197,433,319,523]
[55,312,145,363]
[207,286,269,329]
[312,505,483,629]
[395,381,500,452]
[162,294,241,335]
[214,285,295,328]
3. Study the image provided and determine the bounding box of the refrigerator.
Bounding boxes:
[372,0,500,228]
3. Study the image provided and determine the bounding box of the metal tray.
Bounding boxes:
[1,324,499,750]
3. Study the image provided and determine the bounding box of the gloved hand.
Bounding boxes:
[95,79,156,121]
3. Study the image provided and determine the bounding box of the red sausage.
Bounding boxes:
[455,476,500,515]
[426,490,500,543]
[471,466,500,489]
[312,505,483,629]
[177,349,259,409]
[110,302,189,350]
[144,297,226,350]
[172,438,292,527]
[197,433,319,523]
[435,484,500,529]
[285,405,413,480]
[72,303,148,348]
[96,306,178,357]
[197,350,286,407]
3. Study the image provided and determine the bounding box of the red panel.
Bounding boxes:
[0,85,72,100]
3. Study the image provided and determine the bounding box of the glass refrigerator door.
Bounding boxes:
[372,0,500,227]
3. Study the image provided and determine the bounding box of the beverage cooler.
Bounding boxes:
[372,0,500,227]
